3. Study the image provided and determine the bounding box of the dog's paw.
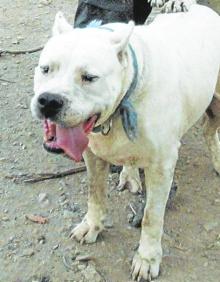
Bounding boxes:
[117,167,142,194]
[213,163,220,176]
[162,0,196,13]
[149,0,165,8]
[70,217,103,244]
[131,251,161,281]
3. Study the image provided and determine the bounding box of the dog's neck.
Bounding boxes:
[93,43,139,140]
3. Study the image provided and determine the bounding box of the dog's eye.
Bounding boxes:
[40,65,50,74]
[81,74,99,83]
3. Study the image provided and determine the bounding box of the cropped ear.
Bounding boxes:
[52,12,73,36]
[110,21,135,55]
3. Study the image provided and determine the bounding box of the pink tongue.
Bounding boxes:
[56,125,88,162]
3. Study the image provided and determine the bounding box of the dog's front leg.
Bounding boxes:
[71,148,109,244]
[131,154,178,281]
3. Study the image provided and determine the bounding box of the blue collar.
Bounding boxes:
[88,23,139,141]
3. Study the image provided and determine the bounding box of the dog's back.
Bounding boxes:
[132,4,220,136]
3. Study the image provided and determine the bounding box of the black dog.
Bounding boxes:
[74,0,152,27]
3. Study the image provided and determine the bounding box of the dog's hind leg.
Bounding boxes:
[71,148,109,243]
[117,166,142,194]
[203,93,220,174]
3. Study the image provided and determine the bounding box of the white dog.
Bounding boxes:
[31,4,220,281]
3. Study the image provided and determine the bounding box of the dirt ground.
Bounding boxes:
[0,1,220,282]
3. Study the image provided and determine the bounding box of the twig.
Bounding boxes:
[129,203,137,215]
[173,244,188,252]
[0,46,43,56]
[5,165,86,184]
[62,255,75,271]
[0,78,16,83]
[75,254,95,262]
[95,268,108,282]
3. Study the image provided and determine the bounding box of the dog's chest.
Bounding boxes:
[88,128,148,167]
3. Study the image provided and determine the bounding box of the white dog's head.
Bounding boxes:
[31,12,134,161]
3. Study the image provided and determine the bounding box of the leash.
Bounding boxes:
[91,24,139,141]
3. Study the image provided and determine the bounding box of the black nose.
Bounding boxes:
[38,93,64,118]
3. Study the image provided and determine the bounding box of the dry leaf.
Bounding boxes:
[25,214,48,224]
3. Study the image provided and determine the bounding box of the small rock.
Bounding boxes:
[52,244,59,250]
[38,193,48,203]
[63,210,74,219]
[21,248,35,257]
[39,0,52,5]
[17,36,24,40]
[103,218,114,229]
[1,216,10,222]
[37,235,46,244]
[38,193,50,207]
[77,264,87,271]
[82,265,103,282]
[203,221,218,232]
[60,199,69,206]
[12,39,19,44]
[59,194,67,202]
[127,213,134,223]
[101,241,105,247]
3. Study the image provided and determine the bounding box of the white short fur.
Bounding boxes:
[31,4,220,281]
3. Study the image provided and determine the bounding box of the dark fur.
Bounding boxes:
[74,0,152,27]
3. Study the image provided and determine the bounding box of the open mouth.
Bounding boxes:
[43,114,99,162]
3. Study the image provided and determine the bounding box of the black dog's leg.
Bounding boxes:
[133,0,152,24]
[129,181,178,228]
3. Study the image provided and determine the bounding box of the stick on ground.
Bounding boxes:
[0,46,43,56]
[0,78,16,83]
[5,165,86,184]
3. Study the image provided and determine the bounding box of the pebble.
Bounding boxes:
[59,194,67,202]
[1,216,10,222]
[60,199,69,206]
[12,39,19,44]
[127,213,134,223]
[38,193,48,203]
[77,264,87,271]
[52,244,59,250]
[63,210,74,219]
[81,265,103,282]
[38,193,50,207]
[203,221,218,232]
[39,0,52,5]
[21,248,35,257]
[37,235,46,244]
[104,218,114,229]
